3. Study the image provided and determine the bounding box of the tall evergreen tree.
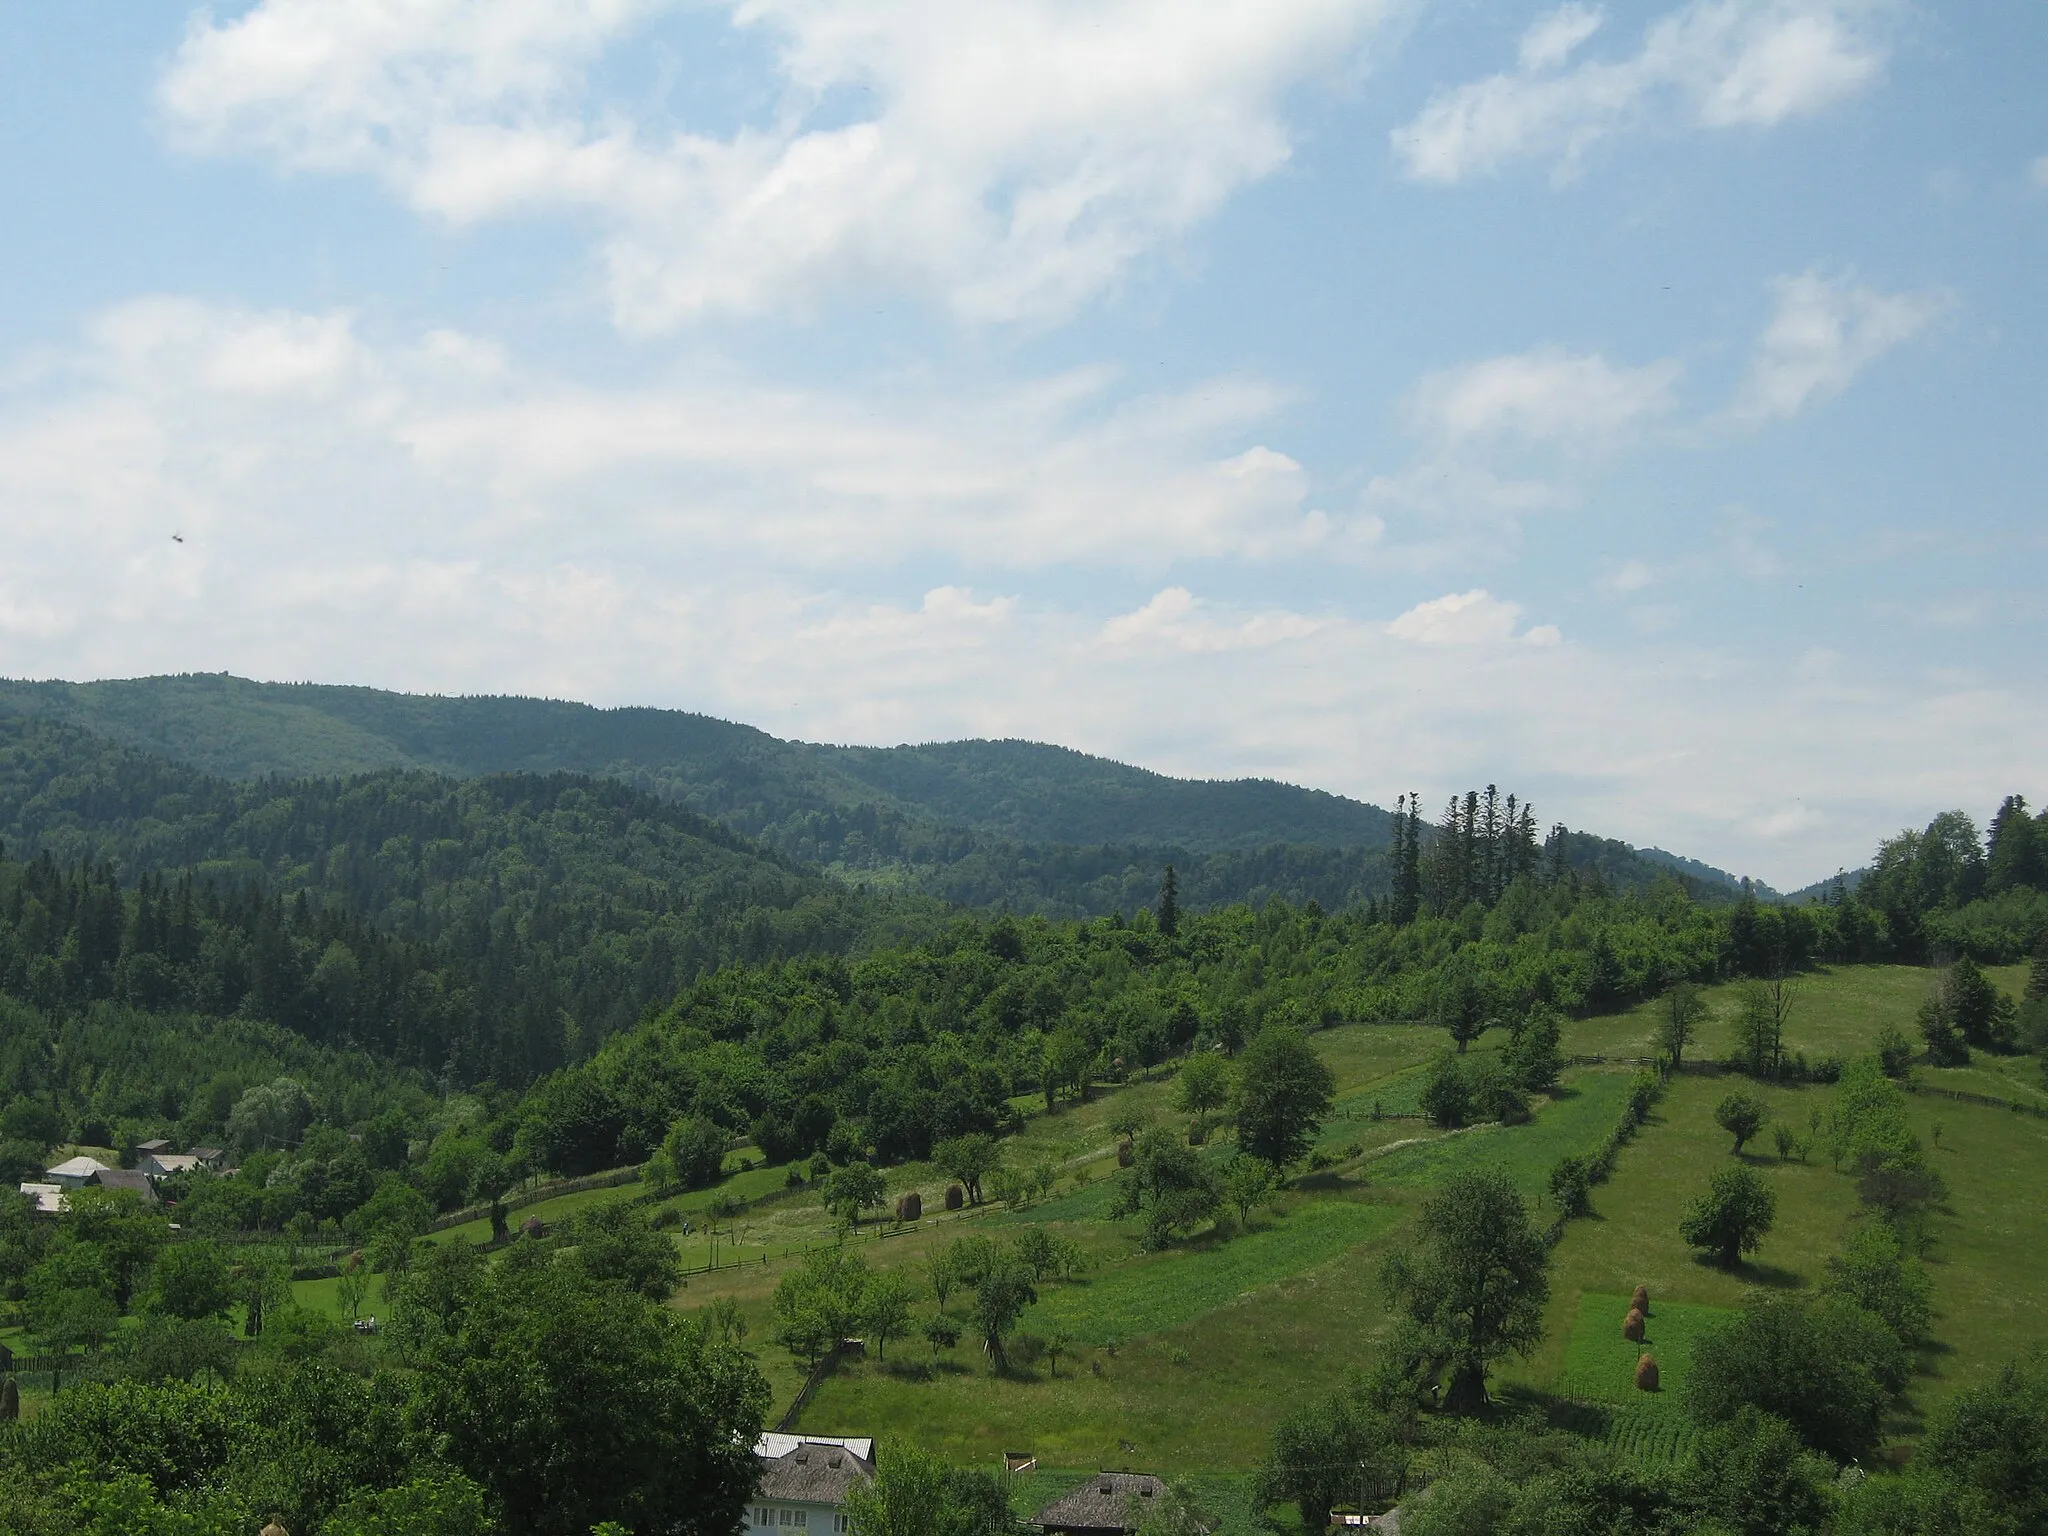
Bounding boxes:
[1156,865,1180,939]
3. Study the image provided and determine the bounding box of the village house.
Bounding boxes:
[133,1138,173,1160]
[141,1151,204,1179]
[90,1168,159,1205]
[1033,1472,1191,1535]
[749,1434,874,1534]
[44,1155,108,1189]
[16,1182,67,1216]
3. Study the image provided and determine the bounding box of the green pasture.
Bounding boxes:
[1559,963,2029,1064]
[1023,1200,1401,1345]
[1370,1069,1636,1199]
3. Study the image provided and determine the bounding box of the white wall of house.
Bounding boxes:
[746,1502,851,1534]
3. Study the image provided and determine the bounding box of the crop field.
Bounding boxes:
[1559,1290,1733,1409]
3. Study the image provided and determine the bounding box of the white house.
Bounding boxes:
[45,1156,108,1189]
[749,1435,874,1535]
[142,1152,203,1179]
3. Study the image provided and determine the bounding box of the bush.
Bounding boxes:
[1548,1155,1592,1218]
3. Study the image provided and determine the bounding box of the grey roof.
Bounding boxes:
[755,1439,875,1505]
[1034,1473,1173,1533]
[90,1168,159,1204]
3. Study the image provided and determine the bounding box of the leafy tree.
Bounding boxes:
[969,1263,1036,1372]
[1824,1222,1932,1345]
[144,1239,234,1322]
[324,1471,494,1536]
[572,1204,683,1300]
[1679,1165,1777,1268]
[934,1134,1000,1206]
[770,1249,871,1367]
[921,1313,960,1365]
[1503,1005,1563,1093]
[1679,1406,1836,1536]
[1233,1025,1335,1168]
[407,1253,770,1536]
[1713,1092,1770,1154]
[863,1273,918,1363]
[1257,1390,1402,1535]
[1221,1154,1278,1229]
[228,1077,314,1152]
[1397,1462,1514,1536]
[821,1161,886,1227]
[1174,1052,1229,1140]
[1658,981,1707,1071]
[1381,1169,1550,1411]
[843,1441,1015,1536]
[1686,1295,1904,1461]
[1420,1053,1473,1130]
[1107,1127,1220,1247]
[652,1115,728,1191]
[1910,1353,2048,1536]
[1733,979,1794,1079]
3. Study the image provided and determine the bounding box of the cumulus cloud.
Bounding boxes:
[1409,346,1680,447]
[160,0,1394,329]
[1387,588,1560,645]
[1733,267,1949,421]
[1393,0,1889,184]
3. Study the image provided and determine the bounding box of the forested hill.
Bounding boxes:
[0,673,1389,850]
[0,673,1757,913]
[0,716,926,1081]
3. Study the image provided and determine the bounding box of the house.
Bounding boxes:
[133,1138,173,1159]
[190,1146,227,1170]
[89,1168,159,1205]
[16,1182,67,1216]
[45,1156,109,1189]
[142,1152,204,1179]
[1033,1473,1186,1535]
[748,1434,874,1534]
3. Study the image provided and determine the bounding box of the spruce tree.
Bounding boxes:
[1157,865,1180,938]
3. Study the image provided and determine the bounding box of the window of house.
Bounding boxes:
[793,1512,807,1528]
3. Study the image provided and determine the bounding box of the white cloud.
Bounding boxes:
[1410,346,1680,446]
[160,0,1394,329]
[1394,0,1889,184]
[6,297,2042,889]
[2030,154,2048,190]
[1387,588,1557,645]
[1100,587,1326,651]
[1734,268,1949,420]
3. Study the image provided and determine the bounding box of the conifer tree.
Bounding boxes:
[1157,865,1180,939]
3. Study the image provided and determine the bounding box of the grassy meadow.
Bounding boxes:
[267,959,2048,1495]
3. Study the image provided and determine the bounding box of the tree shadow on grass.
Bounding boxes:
[1686,1254,1803,1289]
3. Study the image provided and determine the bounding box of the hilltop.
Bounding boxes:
[0,673,1754,915]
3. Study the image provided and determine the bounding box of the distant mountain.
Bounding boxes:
[0,674,1390,853]
[0,673,1756,915]
[1634,847,1782,901]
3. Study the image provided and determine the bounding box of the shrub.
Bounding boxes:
[1548,1155,1592,1218]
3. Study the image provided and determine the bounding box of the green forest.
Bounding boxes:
[1,688,2046,1536]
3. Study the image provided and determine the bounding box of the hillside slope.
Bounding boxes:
[0,673,1749,914]
[0,674,1389,851]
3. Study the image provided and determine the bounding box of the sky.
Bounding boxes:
[0,0,2043,889]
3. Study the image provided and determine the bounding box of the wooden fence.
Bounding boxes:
[1904,1081,2048,1120]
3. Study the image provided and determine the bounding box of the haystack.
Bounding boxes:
[895,1191,922,1223]
[1635,1354,1659,1392]
[944,1183,964,1211]
[1622,1308,1645,1342]
[1631,1284,1650,1315]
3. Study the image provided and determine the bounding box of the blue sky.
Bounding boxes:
[1,0,2043,887]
